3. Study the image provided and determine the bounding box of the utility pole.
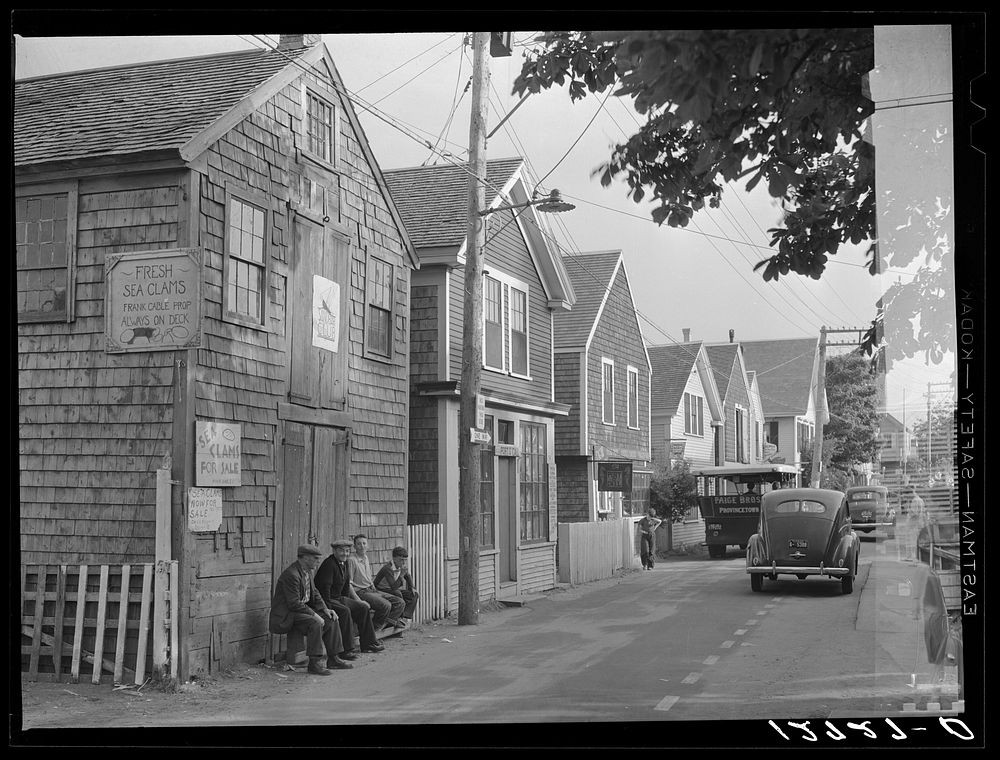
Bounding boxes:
[457,31,491,626]
[809,326,828,488]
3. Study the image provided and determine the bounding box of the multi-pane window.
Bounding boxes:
[366,256,393,358]
[480,415,495,548]
[602,359,615,424]
[484,275,504,371]
[225,196,267,325]
[797,420,814,455]
[735,407,747,463]
[627,366,640,429]
[509,287,528,376]
[306,91,336,165]
[768,420,780,450]
[16,190,74,322]
[519,422,548,542]
[684,393,704,435]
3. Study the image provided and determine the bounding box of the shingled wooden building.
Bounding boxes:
[16,35,417,678]
[385,158,575,603]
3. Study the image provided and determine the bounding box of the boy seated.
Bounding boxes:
[373,546,419,626]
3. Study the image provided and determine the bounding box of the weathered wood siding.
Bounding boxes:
[720,361,750,465]
[445,552,499,611]
[519,543,556,594]
[585,265,650,463]
[19,176,184,564]
[553,351,581,455]
[407,282,441,523]
[555,456,590,522]
[447,206,553,403]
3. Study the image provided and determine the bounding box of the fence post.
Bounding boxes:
[153,464,172,680]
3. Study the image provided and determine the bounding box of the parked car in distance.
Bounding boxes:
[746,488,860,594]
[845,485,895,539]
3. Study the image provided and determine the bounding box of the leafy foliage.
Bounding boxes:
[514,30,875,283]
[649,459,700,524]
[823,352,881,472]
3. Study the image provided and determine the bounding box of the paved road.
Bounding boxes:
[116,536,961,727]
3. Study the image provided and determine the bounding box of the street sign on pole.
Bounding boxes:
[476,393,485,430]
[470,429,492,444]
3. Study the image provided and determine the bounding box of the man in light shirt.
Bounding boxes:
[349,534,405,630]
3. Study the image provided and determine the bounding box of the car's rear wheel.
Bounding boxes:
[750,573,763,592]
[841,573,854,594]
[708,545,725,559]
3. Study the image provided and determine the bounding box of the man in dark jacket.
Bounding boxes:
[374,545,419,624]
[268,544,354,675]
[315,539,384,654]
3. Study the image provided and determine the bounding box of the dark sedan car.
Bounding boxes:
[845,485,895,538]
[746,488,860,594]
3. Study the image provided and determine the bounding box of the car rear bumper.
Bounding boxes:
[852,522,894,530]
[746,565,852,578]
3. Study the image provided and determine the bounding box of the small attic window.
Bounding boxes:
[302,87,339,169]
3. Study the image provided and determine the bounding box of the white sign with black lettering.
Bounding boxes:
[188,487,223,532]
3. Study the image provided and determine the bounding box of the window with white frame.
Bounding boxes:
[509,286,528,376]
[683,392,704,436]
[601,359,615,425]
[627,366,640,429]
[304,88,338,167]
[483,274,504,371]
[482,271,531,378]
[365,255,394,358]
[224,191,269,327]
[519,422,548,542]
[735,406,748,463]
[16,185,77,323]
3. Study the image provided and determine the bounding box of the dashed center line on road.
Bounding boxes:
[681,672,702,684]
[756,610,768,615]
[745,619,758,626]
[734,629,747,636]
[702,655,719,666]
[720,640,735,648]
[654,695,679,712]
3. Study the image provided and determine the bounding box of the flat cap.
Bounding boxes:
[330,539,353,549]
[391,546,408,557]
[297,544,323,557]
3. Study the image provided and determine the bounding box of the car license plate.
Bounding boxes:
[708,523,723,531]
[789,539,808,549]
[861,511,873,520]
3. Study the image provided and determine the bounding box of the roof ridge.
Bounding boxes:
[384,156,523,174]
[15,46,287,85]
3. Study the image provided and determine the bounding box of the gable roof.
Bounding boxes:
[703,343,740,401]
[740,337,819,417]
[648,341,702,414]
[553,251,622,350]
[15,42,418,268]
[15,46,309,166]
[384,158,526,249]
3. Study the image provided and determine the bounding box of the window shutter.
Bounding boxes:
[684,393,691,434]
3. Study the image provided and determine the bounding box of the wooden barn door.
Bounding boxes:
[276,422,350,574]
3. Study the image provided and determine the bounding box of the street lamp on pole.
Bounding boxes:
[458,34,574,625]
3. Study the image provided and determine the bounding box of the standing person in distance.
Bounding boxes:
[638,507,663,570]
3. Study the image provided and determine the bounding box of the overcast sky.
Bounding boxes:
[14,31,957,422]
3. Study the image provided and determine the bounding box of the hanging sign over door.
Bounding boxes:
[312,275,340,353]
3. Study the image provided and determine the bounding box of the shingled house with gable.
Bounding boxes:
[703,339,765,481]
[647,338,724,548]
[740,337,823,472]
[385,157,575,604]
[552,250,652,523]
[16,35,418,677]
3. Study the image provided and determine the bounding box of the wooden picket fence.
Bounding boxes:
[20,561,178,685]
[406,523,447,624]
[557,518,639,585]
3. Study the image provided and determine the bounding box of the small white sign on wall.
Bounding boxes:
[188,487,223,532]
[312,275,340,353]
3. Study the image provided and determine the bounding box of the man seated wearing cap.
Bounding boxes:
[373,546,419,626]
[268,544,355,676]
[348,534,405,631]
[315,538,384,654]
